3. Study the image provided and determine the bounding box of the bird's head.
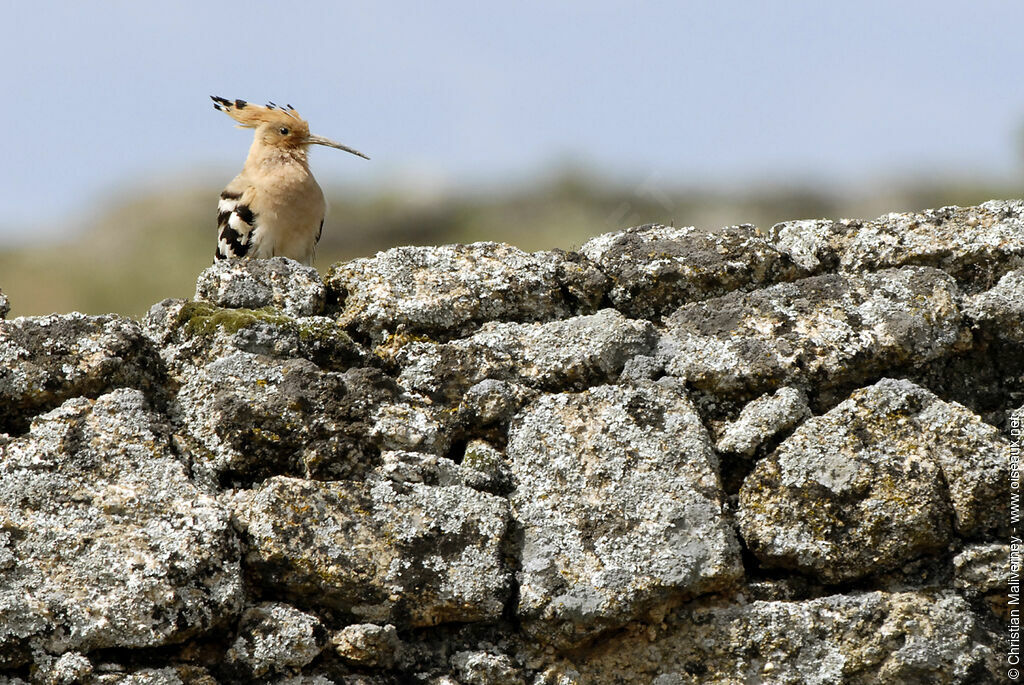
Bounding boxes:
[211,96,369,159]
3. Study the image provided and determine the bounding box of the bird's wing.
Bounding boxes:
[215,182,259,260]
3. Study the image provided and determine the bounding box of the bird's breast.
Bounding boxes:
[248,170,326,264]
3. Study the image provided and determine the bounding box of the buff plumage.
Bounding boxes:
[211,97,368,266]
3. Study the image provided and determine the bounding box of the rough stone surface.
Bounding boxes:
[195,256,326,317]
[144,298,365,381]
[450,650,525,685]
[0,289,9,320]
[508,381,742,646]
[326,242,578,341]
[581,223,806,320]
[224,602,326,679]
[953,543,1006,597]
[767,218,848,272]
[459,379,537,428]
[549,591,999,684]
[173,352,395,484]
[459,440,513,494]
[739,378,1008,583]
[242,475,510,627]
[714,385,811,456]
[0,313,163,434]
[770,199,1024,289]
[31,651,93,685]
[0,389,243,667]
[953,543,1010,625]
[373,450,499,495]
[393,309,656,401]
[1,203,1016,682]
[964,267,1024,342]
[369,400,453,456]
[332,624,401,668]
[661,266,968,398]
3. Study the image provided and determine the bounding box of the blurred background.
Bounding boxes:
[2,2,1023,317]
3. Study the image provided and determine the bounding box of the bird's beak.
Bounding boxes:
[305,135,370,160]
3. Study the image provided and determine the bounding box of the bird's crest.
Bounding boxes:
[210,95,369,158]
[211,96,305,129]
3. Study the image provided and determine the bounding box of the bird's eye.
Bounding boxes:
[279,127,290,135]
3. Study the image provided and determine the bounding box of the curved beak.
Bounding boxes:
[305,134,370,160]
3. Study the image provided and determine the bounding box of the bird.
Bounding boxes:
[210,96,368,266]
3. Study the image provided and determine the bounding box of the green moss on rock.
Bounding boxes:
[176,301,294,337]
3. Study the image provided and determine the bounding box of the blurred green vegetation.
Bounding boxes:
[0,170,1019,318]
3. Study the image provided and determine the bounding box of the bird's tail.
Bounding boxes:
[210,96,302,128]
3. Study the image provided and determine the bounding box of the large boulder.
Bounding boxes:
[0,389,243,668]
[241,475,511,627]
[661,267,968,398]
[739,378,1009,584]
[508,381,742,646]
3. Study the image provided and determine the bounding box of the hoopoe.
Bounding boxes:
[211,96,368,266]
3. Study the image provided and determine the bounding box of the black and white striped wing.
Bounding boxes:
[215,189,257,260]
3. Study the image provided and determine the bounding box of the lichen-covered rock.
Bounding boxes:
[372,450,498,494]
[195,256,326,317]
[3,201,1020,680]
[0,288,9,319]
[369,400,453,456]
[332,623,401,668]
[0,389,243,667]
[224,602,326,679]
[326,242,576,341]
[908,386,1012,537]
[767,218,851,272]
[553,591,999,684]
[953,543,1007,597]
[460,440,513,494]
[243,475,510,627]
[739,378,1008,584]
[580,223,806,320]
[393,309,656,402]
[144,298,364,380]
[508,381,743,646]
[87,666,217,684]
[31,651,93,685]
[771,200,1024,291]
[460,379,537,427]
[964,267,1024,342]
[450,650,525,685]
[714,386,811,456]
[954,543,1010,622]
[0,313,163,433]
[661,267,968,398]
[173,352,395,483]
[536,248,610,312]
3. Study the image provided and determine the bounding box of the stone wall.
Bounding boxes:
[0,201,1020,683]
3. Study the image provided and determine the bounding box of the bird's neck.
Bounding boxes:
[244,142,310,174]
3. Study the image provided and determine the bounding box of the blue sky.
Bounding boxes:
[3,2,1023,242]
